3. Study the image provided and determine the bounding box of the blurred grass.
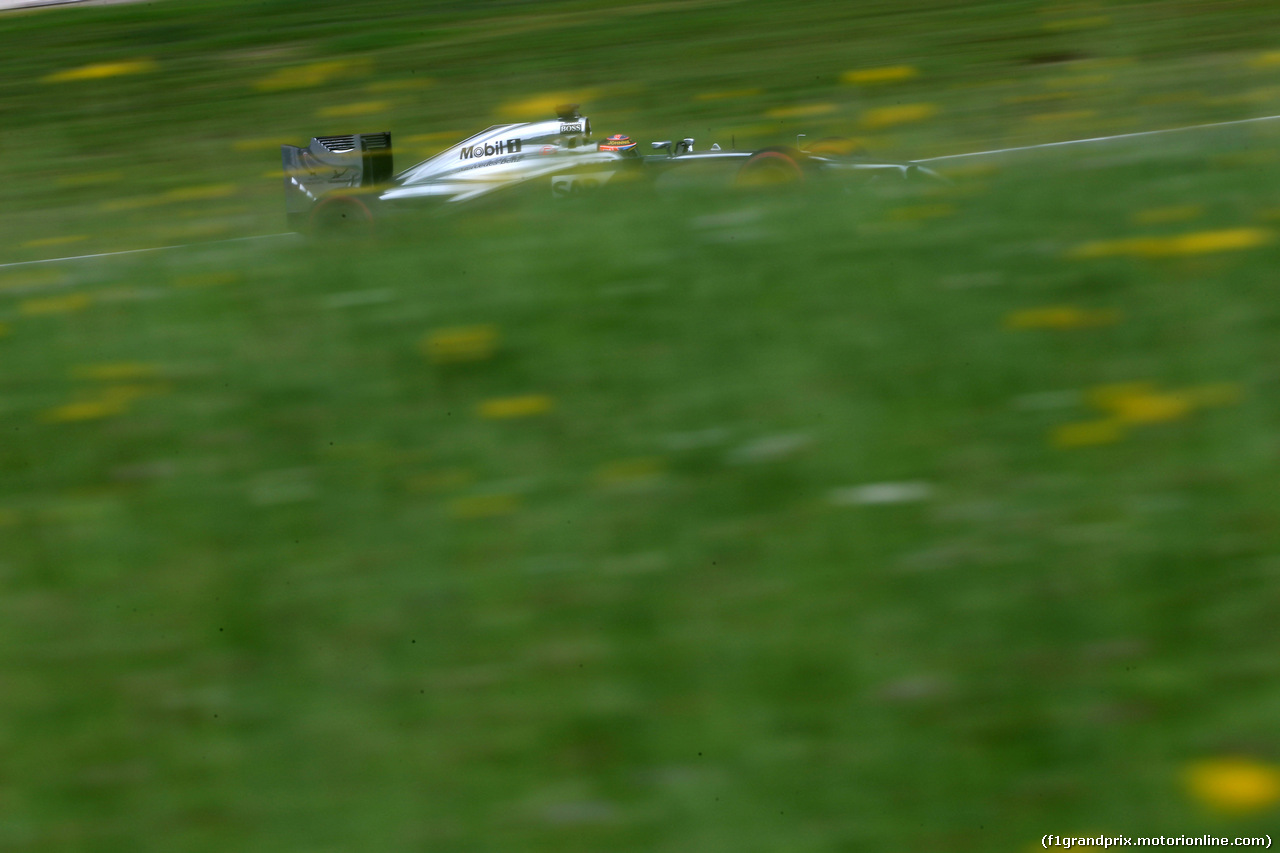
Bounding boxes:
[5,0,1280,254]
[4,1,1280,851]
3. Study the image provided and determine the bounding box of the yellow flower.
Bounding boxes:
[1086,382,1157,411]
[841,66,918,85]
[497,91,600,119]
[1051,419,1124,448]
[449,493,519,519]
[1250,51,1280,69]
[420,325,499,364]
[254,60,369,92]
[20,293,91,316]
[861,103,937,130]
[43,59,157,83]
[1108,392,1192,424]
[694,88,762,101]
[1157,229,1271,255]
[164,184,237,202]
[1055,381,1244,447]
[765,103,836,119]
[1087,383,1192,424]
[40,399,127,423]
[477,395,553,419]
[1071,228,1271,259]
[1005,306,1119,329]
[1185,757,1280,813]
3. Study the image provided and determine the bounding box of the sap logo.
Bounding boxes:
[459,138,523,160]
[559,123,583,134]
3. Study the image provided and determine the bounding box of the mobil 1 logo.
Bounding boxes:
[459,138,523,160]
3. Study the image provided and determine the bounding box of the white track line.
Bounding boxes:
[917,113,1280,162]
[0,232,294,270]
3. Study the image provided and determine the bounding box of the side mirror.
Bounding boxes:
[652,141,673,156]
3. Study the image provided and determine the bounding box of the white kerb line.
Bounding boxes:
[917,113,1280,162]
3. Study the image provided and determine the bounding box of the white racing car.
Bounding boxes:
[282,105,937,234]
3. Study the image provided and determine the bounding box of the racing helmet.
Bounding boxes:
[598,134,637,154]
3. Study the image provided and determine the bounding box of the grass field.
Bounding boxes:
[4,1,1280,851]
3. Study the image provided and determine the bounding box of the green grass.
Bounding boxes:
[4,0,1280,255]
[4,1,1280,851]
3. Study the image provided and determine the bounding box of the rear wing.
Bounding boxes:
[281,132,392,229]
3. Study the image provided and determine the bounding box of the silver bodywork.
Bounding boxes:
[385,117,622,204]
[282,108,938,228]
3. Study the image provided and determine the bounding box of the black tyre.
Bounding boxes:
[307,194,375,239]
[736,147,805,187]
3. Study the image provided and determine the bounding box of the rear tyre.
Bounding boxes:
[736,148,805,187]
[307,195,375,240]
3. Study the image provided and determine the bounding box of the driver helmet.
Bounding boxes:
[598,134,637,154]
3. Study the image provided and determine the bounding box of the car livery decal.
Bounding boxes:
[456,154,524,172]
[459,138,523,160]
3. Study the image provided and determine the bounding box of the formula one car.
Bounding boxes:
[282,105,936,233]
